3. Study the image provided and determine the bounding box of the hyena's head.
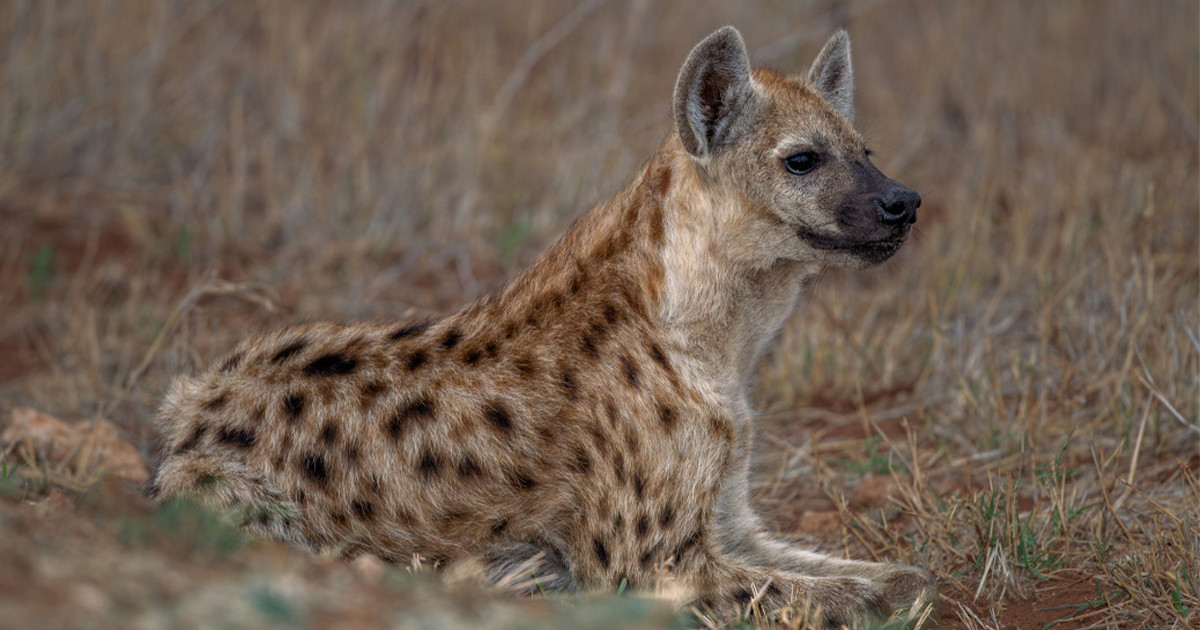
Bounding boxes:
[673,26,919,269]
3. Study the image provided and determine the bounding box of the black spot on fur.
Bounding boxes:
[593,537,611,569]
[602,302,619,324]
[731,588,754,606]
[406,349,428,371]
[636,514,650,538]
[604,401,619,425]
[620,355,639,388]
[218,351,244,373]
[300,453,329,484]
[359,380,387,409]
[587,426,610,456]
[202,393,229,412]
[304,353,357,376]
[271,340,307,364]
[250,508,273,527]
[344,443,361,464]
[318,422,339,446]
[657,403,677,431]
[384,416,406,440]
[401,397,436,421]
[507,469,537,491]
[560,369,577,399]
[535,425,555,446]
[490,519,508,535]
[673,528,703,561]
[633,471,646,500]
[659,505,675,528]
[389,320,431,341]
[352,499,376,521]
[484,341,499,358]
[175,425,207,454]
[283,394,306,422]
[502,322,518,340]
[395,509,417,526]
[417,449,442,479]
[217,427,256,449]
[513,355,537,377]
[580,332,599,357]
[385,396,436,441]
[463,348,482,365]
[648,343,670,370]
[195,474,219,489]
[437,507,468,523]
[708,414,734,442]
[483,401,513,432]
[569,447,592,474]
[440,328,462,350]
[639,542,661,569]
[612,451,627,485]
[623,427,640,455]
[457,455,483,479]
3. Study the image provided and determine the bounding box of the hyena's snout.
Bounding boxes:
[874,183,920,228]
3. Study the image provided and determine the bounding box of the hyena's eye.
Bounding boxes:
[782,152,820,175]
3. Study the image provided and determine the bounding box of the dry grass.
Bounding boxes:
[0,1,1196,628]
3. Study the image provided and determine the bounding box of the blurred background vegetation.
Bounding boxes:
[0,1,1196,628]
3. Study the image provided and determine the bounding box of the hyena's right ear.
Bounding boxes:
[673,26,753,160]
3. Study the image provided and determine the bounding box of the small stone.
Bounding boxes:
[1,407,149,484]
[351,553,387,583]
[850,475,895,508]
[797,510,841,533]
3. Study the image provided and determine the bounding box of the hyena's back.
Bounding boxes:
[151,319,573,563]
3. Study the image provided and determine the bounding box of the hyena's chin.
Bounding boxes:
[796,228,908,267]
[848,238,906,265]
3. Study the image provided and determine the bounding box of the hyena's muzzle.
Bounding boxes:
[803,161,921,266]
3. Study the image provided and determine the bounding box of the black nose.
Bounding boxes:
[874,186,920,226]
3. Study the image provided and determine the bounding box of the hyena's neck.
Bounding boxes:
[493,134,817,394]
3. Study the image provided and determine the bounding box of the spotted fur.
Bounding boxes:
[149,27,936,628]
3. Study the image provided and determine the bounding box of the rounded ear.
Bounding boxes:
[673,26,753,160]
[806,30,855,122]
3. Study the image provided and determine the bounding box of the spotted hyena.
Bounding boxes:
[149,26,936,627]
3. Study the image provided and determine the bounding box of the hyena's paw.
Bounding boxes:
[801,575,890,629]
[700,575,889,629]
[879,565,939,620]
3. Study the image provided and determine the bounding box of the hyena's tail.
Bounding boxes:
[146,449,302,540]
[146,373,305,545]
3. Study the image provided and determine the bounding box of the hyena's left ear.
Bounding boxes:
[674,26,753,160]
[807,30,855,122]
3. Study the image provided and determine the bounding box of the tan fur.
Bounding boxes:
[149,27,935,627]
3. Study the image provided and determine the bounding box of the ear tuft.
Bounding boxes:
[673,26,753,159]
[807,30,855,121]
